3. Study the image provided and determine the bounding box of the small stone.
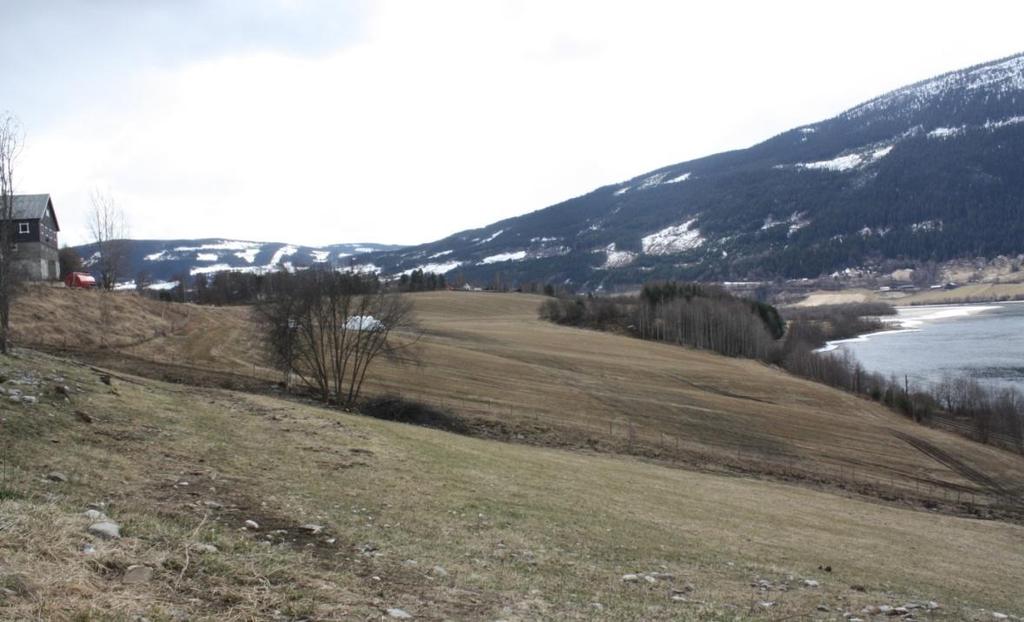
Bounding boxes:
[122,565,153,584]
[878,605,893,614]
[671,595,688,602]
[299,524,324,534]
[803,579,820,588]
[817,604,830,612]
[643,575,657,584]
[992,614,1008,621]
[83,509,107,520]
[926,601,940,610]
[203,500,224,510]
[758,601,776,608]
[191,543,218,554]
[431,565,448,577]
[22,396,37,405]
[244,519,259,530]
[88,521,121,539]
[82,544,97,555]
[75,410,94,424]
[46,472,68,482]
[621,573,640,582]
[386,609,412,619]
[8,395,20,403]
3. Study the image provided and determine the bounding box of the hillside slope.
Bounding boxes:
[353,53,1024,287]
[2,349,1023,620]
[13,288,1024,518]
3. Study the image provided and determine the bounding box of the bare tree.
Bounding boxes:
[259,271,417,405]
[87,189,130,289]
[0,113,23,354]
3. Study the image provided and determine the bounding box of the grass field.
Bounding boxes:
[12,287,1024,520]
[1,349,1023,620]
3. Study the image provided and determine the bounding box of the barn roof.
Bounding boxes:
[6,194,59,230]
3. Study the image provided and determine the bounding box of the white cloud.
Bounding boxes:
[10,1,1024,247]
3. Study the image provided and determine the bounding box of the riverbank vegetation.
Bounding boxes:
[540,284,1024,453]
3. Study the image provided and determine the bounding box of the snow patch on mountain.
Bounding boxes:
[402,261,461,275]
[638,172,667,190]
[479,250,527,264]
[912,219,943,232]
[429,249,453,258]
[145,251,170,261]
[642,219,704,255]
[845,53,1024,119]
[311,250,331,263]
[613,186,630,196]
[196,253,218,262]
[476,229,504,244]
[984,115,1024,129]
[602,243,636,269]
[269,245,298,266]
[665,172,691,184]
[928,126,965,139]
[797,144,893,172]
[235,248,260,263]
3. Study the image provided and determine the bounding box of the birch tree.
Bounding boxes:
[0,113,23,354]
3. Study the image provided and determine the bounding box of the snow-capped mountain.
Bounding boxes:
[354,52,1024,288]
[72,239,402,286]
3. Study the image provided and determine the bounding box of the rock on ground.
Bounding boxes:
[88,521,121,539]
[386,608,413,619]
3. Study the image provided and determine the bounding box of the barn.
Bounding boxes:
[4,194,60,281]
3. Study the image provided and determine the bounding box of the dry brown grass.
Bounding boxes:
[12,287,1024,518]
[1,350,1023,620]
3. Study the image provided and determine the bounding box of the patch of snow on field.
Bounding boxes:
[479,251,527,264]
[641,219,703,255]
[145,251,170,261]
[147,281,180,291]
[345,315,384,331]
[402,261,462,275]
[665,172,691,184]
[613,186,630,196]
[196,252,218,262]
[311,250,331,263]
[429,250,453,258]
[602,243,636,269]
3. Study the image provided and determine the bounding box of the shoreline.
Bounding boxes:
[815,302,1003,353]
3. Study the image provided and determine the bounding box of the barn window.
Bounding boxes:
[18,223,29,234]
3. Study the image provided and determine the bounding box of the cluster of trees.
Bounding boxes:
[541,282,1024,452]
[258,270,414,406]
[540,283,784,361]
[397,270,446,292]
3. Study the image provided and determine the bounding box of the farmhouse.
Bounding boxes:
[4,194,60,281]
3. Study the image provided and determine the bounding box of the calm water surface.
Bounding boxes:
[829,302,1024,392]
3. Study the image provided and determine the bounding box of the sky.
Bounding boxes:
[4,1,1024,248]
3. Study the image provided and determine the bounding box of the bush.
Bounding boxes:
[359,395,470,434]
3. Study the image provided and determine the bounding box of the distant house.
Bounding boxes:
[4,194,60,281]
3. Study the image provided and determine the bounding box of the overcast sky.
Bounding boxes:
[5,1,1024,247]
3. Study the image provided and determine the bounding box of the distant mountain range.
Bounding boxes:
[350,52,1024,288]
[72,239,402,286]
[75,53,1024,290]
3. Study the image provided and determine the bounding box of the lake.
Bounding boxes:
[825,302,1024,392]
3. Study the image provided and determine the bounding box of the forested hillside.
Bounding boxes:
[354,53,1024,288]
